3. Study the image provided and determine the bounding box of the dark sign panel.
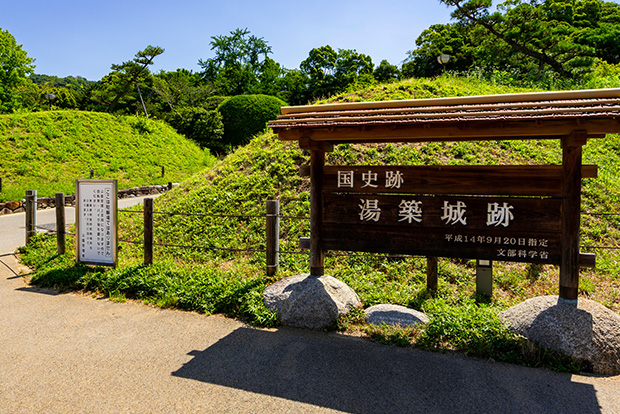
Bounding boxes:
[321,166,564,264]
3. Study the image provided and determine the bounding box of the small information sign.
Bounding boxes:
[76,179,118,266]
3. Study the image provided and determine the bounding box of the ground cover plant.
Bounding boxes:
[18,75,620,373]
[0,110,216,202]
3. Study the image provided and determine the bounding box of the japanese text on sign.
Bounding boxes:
[357,198,516,228]
[76,180,117,266]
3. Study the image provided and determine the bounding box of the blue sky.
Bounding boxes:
[3,0,455,80]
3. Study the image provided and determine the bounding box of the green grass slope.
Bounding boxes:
[19,75,620,372]
[0,110,215,202]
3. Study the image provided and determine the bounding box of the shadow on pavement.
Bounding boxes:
[15,286,62,296]
[173,326,602,414]
[0,254,19,277]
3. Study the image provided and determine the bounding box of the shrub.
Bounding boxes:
[218,94,286,150]
[167,106,225,151]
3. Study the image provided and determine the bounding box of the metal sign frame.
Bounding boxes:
[75,179,118,267]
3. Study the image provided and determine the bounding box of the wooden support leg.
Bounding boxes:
[426,257,438,291]
[310,149,325,276]
[560,131,587,301]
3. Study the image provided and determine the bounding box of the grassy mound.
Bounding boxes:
[0,110,215,202]
[19,75,620,372]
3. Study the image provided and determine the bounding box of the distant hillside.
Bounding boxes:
[0,110,215,202]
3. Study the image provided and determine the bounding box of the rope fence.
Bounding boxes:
[24,191,620,275]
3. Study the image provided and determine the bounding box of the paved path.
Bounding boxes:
[1,199,619,413]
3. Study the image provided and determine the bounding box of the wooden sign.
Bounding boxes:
[270,91,619,299]
[323,194,561,264]
[76,179,118,267]
[319,165,571,264]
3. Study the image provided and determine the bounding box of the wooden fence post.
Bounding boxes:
[55,193,66,255]
[266,200,280,276]
[144,198,154,265]
[25,190,37,245]
[427,257,438,290]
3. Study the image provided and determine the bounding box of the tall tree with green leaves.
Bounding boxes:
[438,0,599,77]
[152,69,216,113]
[404,22,475,77]
[373,59,401,83]
[300,46,374,100]
[105,45,164,112]
[0,28,36,113]
[198,28,273,96]
[300,45,338,99]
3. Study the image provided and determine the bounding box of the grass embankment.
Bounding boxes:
[0,110,215,202]
[19,75,620,373]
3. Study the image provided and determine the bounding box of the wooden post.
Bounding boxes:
[426,257,438,290]
[25,190,37,245]
[310,148,325,276]
[144,198,154,265]
[161,166,165,178]
[560,131,587,301]
[266,200,279,276]
[55,193,66,255]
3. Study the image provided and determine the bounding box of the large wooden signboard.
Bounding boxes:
[76,179,118,267]
[320,165,575,264]
[269,89,620,300]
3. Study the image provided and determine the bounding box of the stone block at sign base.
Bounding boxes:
[500,296,620,375]
[264,274,361,330]
[365,304,429,327]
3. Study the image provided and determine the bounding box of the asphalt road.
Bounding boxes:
[1,197,619,413]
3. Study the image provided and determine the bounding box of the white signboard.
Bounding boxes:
[76,179,118,266]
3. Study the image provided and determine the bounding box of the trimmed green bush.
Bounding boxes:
[218,94,286,150]
[167,106,225,151]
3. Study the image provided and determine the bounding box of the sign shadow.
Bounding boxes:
[172,326,602,414]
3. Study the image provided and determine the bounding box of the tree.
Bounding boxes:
[579,1,620,64]
[300,46,374,100]
[277,69,311,105]
[300,45,339,99]
[152,69,216,113]
[253,57,287,96]
[373,60,401,83]
[334,48,374,89]
[105,45,164,112]
[438,0,598,77]
[198,28,273,95]
[404,23,475,77]
[0,28,36,113]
